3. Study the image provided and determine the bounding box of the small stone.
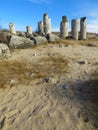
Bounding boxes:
[77,60,88,65]
[44,77,53,83]
[29,72,35,77]
[32,53,37,56]
[84,70,87,74]
[84,60,88,64]
[9,79,18,87]
[83,117,89,122]
[87,43,96,47]
[62,84,68,89]
[59,44,63,48]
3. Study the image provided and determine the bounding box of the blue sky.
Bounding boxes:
[0,0,98,33]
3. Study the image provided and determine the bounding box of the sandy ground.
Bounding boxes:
[0,42,98,130]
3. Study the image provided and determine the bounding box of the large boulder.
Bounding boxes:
[30,36,48,45]
[9,35,35,49]
[0,43,11,57]
[46,34,60,42]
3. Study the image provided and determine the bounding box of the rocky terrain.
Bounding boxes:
[0,31,98,130]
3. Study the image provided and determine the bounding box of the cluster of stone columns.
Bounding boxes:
[38,13,52,36]
[43,13,51,35]
[71,17,87,40]
[9,23,33,36]
[9,14,87,40]
[60,16,87,40]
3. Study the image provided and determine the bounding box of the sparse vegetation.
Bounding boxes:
[0,54,69,88]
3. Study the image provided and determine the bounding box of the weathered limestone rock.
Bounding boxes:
[33,32,40,37]
[26,26,32,36]
[18,32,26,37]
[0,43,11,57]
[38,21,44,35]
[9,22,16,35]
[60,16,69,38]
[80,17,87,40]
[9,35,35,49]
[0,31,11,43]
[43,13,51,35]
[71,19,79,40]
[46,33,60,42]
[30,36,48,45]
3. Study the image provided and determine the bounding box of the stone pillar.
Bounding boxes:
[26,26,32,35]
[38,21,44,35]
[43,13,51,35]
[9,22,16,35]
[60,16,69,38]
[71,19,79,40]
[80,17,87,40]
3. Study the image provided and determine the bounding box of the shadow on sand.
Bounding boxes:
[47,79,98,128]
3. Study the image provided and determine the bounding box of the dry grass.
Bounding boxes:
[0,55,69,88]
[78,38,98,46]
[48,38,98,47]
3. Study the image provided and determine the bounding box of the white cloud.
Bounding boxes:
[89,12,98,18]
[72,11,98,33]
[87,11,98,33]
[87,20,98,33]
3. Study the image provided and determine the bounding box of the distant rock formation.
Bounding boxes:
[9,22,16,35]
[60,16,69,38]
[80,17,87,40]
[26,26,32,36]
[43,13,52,35]
[71,19,79,40]
[38,21,44,35]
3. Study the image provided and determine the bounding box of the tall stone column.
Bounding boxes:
[38,21,44,35]
[71,19,79,40]
[26,26,32,35]
[80,17,87,40]
[60,16,69,38]
[43,13,51,35]
[9,22,16,35]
